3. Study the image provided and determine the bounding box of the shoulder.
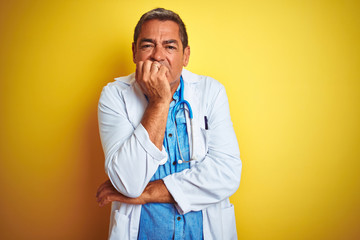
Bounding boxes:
[182,68,225,95]
[99,73,136,102]
[103,73,135,93]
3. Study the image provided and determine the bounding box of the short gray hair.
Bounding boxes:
[133,8,188,50]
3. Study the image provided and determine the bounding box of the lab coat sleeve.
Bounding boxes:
[163,85,242,214]
[98,84,168,198]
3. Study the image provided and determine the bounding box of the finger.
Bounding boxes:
[150,61,161,81]
[96,179,111,197]
[158,65,171,86]
[98,189,129,206]
[142,60,153,81]
[97,184,116,201]
[158,64,168,77]
[99,194,113,207]
[135,61,144,81]
[99,193,122,207]
[151,61,161,72]
[96,179,112,197]
[96,181,107,197]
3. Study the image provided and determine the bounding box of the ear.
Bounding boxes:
[132,42,136,63]
[183,45,190,67]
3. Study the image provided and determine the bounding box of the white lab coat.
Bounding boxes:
[98,69,242,240]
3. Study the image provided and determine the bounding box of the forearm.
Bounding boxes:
[96,179,174,207]
[141,101,169,150]
[137,60,174,149]
[142,180,175,203]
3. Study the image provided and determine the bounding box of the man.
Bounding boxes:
[96,8,242,240]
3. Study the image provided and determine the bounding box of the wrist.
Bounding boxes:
[141,183,153,204]
[141,180,175,204]
[148,97,171,106]
[146,101,170,115]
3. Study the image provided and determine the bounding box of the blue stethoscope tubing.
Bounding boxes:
[172,76,196,164]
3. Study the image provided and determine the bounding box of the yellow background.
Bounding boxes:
[0,0,359,239]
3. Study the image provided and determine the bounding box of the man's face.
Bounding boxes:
[132,19,190,87]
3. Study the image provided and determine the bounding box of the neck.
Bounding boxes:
[170,78,181,96]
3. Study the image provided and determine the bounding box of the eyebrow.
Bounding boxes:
[163,39,179,45]
[139,38,179,45]
[139,38,155,44]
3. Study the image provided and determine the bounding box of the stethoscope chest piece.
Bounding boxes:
[177,156,196,164]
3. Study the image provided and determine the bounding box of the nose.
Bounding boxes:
[151,45,165,62]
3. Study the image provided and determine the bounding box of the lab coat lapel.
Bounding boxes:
[122,80,148,128]
[183,78,206,164]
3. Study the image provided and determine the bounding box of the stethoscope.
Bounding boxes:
[172,76,196,164]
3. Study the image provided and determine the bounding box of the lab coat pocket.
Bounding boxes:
[221,204,237,240]
[109,210,130,240]
[193,127,208,161]
[200,127,209,152]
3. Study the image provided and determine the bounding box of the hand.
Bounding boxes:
[96,179,146,207]
[135,60,172,104]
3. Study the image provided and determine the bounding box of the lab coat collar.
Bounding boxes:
[181,68,201,83]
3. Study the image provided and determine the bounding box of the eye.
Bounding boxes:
[140,44,153,49]
[166,45,177,50]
